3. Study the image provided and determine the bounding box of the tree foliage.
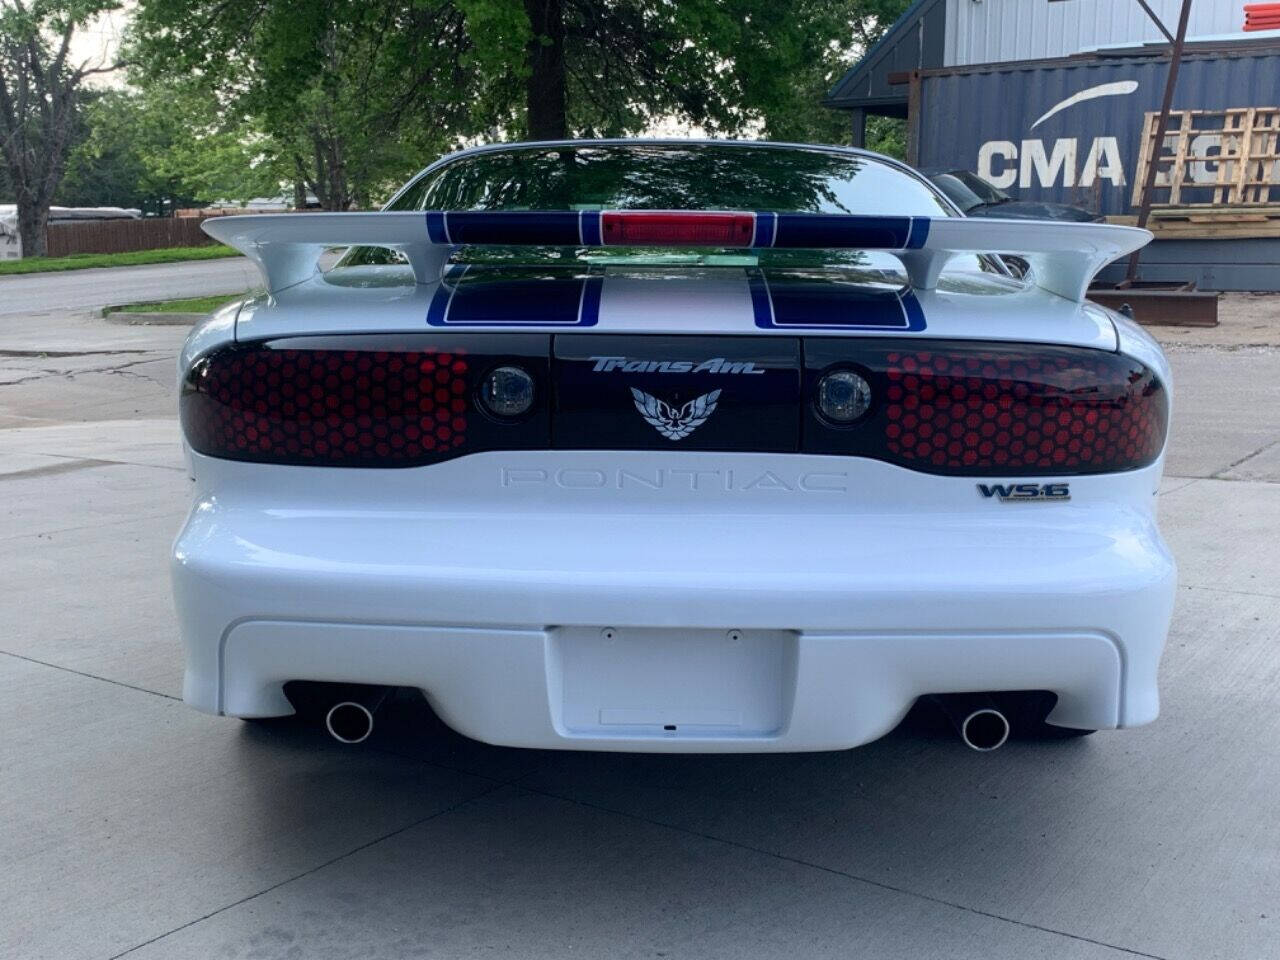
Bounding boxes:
[132,0,474,210]
[0,0,123,254]
[124,0,909,209]
[456,0,909,143]
[59,83,278,211]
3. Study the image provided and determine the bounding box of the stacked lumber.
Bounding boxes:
[1108,204,1280,238]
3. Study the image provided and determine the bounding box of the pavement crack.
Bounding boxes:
[0,457,119,480]
[0,649,181,702]
[1211,436,1280,479]
[104,780,510,960]
[336,736,1176,960]
[517,785,1175,960]
[0,349,152,358]
[1182,582,1280,601]
[0,354,171,389]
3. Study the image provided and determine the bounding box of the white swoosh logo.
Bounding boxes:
[1030,81,1139,130]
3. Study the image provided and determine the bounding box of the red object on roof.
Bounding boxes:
[1244,1,1280,29]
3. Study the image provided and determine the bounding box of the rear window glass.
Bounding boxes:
[337,143,1004,281]
[388,143,953,217]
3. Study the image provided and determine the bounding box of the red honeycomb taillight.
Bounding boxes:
[181,335,550,467]
[805,340,1168,476]
[881,349,1165,472]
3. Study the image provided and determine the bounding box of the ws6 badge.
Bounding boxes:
[977,482,1071,503]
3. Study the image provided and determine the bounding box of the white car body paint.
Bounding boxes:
[172,141,1175,752]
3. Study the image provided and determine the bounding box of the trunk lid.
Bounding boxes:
[234,263,1118,352]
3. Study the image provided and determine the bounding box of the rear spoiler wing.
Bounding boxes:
[202,210,1150,303]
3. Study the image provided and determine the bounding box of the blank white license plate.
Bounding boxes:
[553,627,795,737]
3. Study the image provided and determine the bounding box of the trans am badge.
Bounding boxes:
[630,387,721,441]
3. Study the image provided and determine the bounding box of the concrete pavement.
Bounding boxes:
[1,292,1278,959]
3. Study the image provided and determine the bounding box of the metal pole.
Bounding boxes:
[849,107,866,149]
[1124,0,1193,285]
[1134,0,1176,43]
[906,71,921,167]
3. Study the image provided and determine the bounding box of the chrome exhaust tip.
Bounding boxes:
[933,693,1011,752]
[959,707,1010,752]
[325,701,374,744]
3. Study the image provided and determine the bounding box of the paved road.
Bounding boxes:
[1,306,1279,959]
[0,256,260,317]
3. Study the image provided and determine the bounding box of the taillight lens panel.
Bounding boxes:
[181,334,549,467]
[182,333,1167,476]
[804,339,1168,475]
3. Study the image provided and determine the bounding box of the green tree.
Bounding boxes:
[457,0,908,143]
[132,0,473,210]
[59,84,280,211]
[0,0,123,255]
[129,0,910,211]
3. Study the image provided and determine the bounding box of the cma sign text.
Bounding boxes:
[975,81,1134,190]
[977,137,1127,190]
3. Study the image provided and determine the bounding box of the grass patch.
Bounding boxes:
[0,244,240,275]
[109,294,240,315]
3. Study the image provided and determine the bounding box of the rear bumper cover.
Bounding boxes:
[172,452,1176,752]
[213,621,1128,752]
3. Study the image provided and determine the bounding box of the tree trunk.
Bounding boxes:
[525,0,567,140]
[17,199,48,258]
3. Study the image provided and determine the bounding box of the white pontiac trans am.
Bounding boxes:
[173,139,1174,753]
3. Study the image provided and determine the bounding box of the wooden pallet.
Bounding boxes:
[1132,107,1280,208]
[1108,204,1280,238]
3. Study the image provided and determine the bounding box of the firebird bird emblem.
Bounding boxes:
[630,387,721,441]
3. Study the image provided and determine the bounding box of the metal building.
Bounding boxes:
[947,0,1241,67]
[825,0,1280,291]
[827,0,1254,147]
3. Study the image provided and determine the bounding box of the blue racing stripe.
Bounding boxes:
[747,268,775,328]
[578,273,604,326]
[425,264,467,326]
[423,210,935,250]
[900,290,926,330]
[425,211,449,244]
[767,214,916,250]
[580,211,603,246]
[748,268,926,331]
[752,212,777,248]
[442,211,582,246]
[905,216,930,250]
[426,266,601,327]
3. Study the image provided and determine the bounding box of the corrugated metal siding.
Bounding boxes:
[916,50,1280,216]
[944,0,1243,67]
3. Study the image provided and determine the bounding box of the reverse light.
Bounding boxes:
[479,365,536,419]
[815,369,873,424]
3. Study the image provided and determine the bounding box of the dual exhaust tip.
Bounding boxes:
[319,688,1010,752]
[933,693,1010,751]
[325,701,375,744]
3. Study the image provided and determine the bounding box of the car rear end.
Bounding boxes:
[171,141,1175,752]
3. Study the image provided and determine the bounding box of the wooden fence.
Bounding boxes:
[44,216,220,257]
